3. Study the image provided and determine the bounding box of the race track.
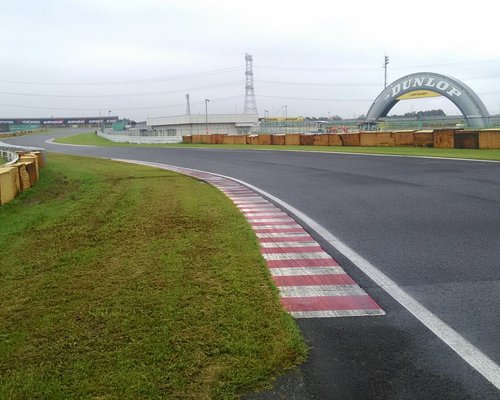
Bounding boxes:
[4,130,500,399]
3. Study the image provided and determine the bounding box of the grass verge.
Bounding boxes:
[0,153,306,399]
[54,132,500,161]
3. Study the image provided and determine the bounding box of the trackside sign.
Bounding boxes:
[364,72,490,129]
[391,76,462,99]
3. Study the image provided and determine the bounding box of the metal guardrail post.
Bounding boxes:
[0,148,20,165]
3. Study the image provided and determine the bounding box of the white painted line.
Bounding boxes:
[248,218,293,223]
[45,138,97,147]
[248,148,500,164]
[263,252,330,261]
[260,241,319,248]
[233,201,269,207]
[251,224,302,230]
[270,267,345,276]
[227,174,500,391]
[239,207,280,212]
[114,158,500,390]
[244,212,289,218]
[256,232,310,238]
[231,197,264,201]
[290,309,387,318]
[279,285,365,298]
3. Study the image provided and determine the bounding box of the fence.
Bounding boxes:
[0,146,20,165]
[99,130,183,144]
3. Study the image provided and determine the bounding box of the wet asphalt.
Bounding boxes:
[3,130,500,399]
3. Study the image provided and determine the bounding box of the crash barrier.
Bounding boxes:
[0,148,45,205]
[0,128,48,139]
[183,129,500,150]
[1,148,20,165]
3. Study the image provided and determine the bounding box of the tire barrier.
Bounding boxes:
[0,128,48,140]
[0,149,45,206]
[183,129,500,150]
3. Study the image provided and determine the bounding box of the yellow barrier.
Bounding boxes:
[247,135,259,145]
[414,131,434,147]
[339,133,360,146]
[433,129,455,148]
[191,134,203,144]
[258,134,272,145]
[329,134,343,146]
[272,135,286,145]
[300,134,315,146]
[360,132,396,147]
[200,135,212,144]
[285,134,300,145]
[223,135,235,145]
[212,134,226,144]
[359,133,378,146]
[30,151,45,168]
[454,131,479,149]
[0,151,45,205]
[9,163,31,191]
[232,135,247,145]
[313,134,329,146]
[181,130,500,150]
[393,131,415,146]
[479,130,500,149]
[19,154,39,184]
[0,167,19,205]
[376,132,396,147]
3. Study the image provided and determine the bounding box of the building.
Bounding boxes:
[147,114,259,138]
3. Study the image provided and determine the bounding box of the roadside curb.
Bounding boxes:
[113,158,385,319]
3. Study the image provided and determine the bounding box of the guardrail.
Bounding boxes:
[1,147,20,165]
[98,130,183,144]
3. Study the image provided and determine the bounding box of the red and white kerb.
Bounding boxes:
[119,161,385,319]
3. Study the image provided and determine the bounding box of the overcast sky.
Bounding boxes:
[1,0,500,120]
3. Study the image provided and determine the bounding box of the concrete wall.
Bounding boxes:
[98,131,183,144]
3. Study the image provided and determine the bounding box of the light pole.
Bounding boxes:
[205,99,210,134]
[284,105,288,134]
[383,55,389,88]
[108,110,111,128]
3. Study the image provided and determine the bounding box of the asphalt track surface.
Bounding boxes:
[4,130,500,399]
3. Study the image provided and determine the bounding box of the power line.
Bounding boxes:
[258,94,372,102]
[0,95,243,112]
[255,65,379,72]
[0,81,244,98]
[256,79,380,87]
[255,59,500,73]
[0,66,245,86]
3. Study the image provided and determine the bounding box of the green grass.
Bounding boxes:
[0,154,306,399]
[55,132,500,161]
[55,131,132,146]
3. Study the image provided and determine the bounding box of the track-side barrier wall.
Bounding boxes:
[182,129,500,150]
[0,148,45,206]
[0,128,48,140]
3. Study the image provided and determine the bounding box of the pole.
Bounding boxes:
[205,99,210,134]
[383,55,389,88]
[284,105,288,134]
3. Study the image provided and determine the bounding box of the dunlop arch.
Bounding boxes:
[365,72,490,129]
